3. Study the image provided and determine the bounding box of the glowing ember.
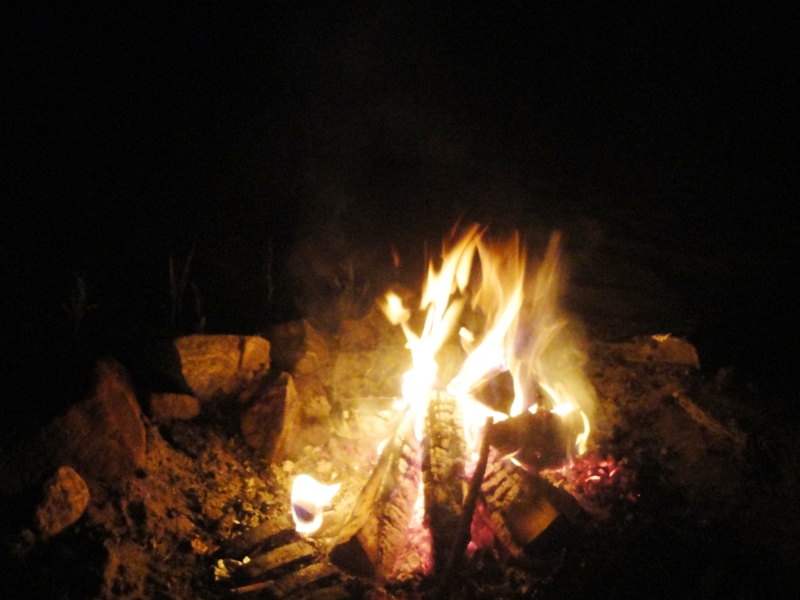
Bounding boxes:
[290,474,341,534]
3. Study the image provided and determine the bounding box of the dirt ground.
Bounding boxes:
[2,306,798,599]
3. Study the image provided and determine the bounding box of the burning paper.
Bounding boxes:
[290,474,341,534]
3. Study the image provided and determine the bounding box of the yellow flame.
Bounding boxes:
[447,233,526,449]
[380,225,481,438]
[290,474,341,534]
[383,227,594,458]
[508,233,594,455]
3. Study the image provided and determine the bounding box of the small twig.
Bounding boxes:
[230,580,271,595]
[434,416,493,600]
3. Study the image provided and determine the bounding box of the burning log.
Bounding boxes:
[435,416,493,600]
[423,391,467,572]
[329,409,421,579]
[480,451,561,556]
[469,369,515,415]
[486,409,583,471]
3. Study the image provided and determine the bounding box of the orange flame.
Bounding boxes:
[383,227,593,459]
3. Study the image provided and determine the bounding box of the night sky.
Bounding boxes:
[2,4,797,411]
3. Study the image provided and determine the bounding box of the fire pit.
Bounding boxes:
[1,225,797,599]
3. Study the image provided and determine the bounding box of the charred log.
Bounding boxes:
[329,409,420,579]
[480,451,561,556]
[221,511,295,559]
[487,409,583,470]
[435,417,493,600]
[469,369,515,415]
[423,391,467,573]
[238,540,317,581]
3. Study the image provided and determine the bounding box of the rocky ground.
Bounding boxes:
[1,198,798,599]
[1,285,798,599]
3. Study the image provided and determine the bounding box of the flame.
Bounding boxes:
[380,225,481,438]
[447,232,526,450]
[512,233,593,456]
[382,226,593,460]
[290,474,341,534]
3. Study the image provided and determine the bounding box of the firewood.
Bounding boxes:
[486,410,579,470]
[526,470,586,525]
[435,416,493,600]
[231,562,338,597]
[673,393,747,449]
[480,451,560,555]
[329,409,420,578]
[240,540,316,580]
[221,511,296,559]
[469,369,515,415]
[423,391,467,573]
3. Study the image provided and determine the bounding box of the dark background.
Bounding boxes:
[1,3,797,426]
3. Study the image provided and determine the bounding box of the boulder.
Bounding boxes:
[241,373,331,462]
[266,320,329,374]
[150,392,200,422]
[336,304,403,351]
[35,466,90,537]
[618,335,700,368]
[174,335,271,402]
[295,375,332,421]
[241,373,297,460]
[49,359,146,485]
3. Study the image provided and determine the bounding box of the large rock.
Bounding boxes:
[50,359,146,485]
[617,335,700,368]
[174,335,271,402]
[266,320,329,375]
[336,304,405,351]
[35,466,90,537]
[241,373,297,460]
[149,392,201,422]
[241,373,331,462]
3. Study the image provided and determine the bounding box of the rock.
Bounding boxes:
[332,350,408,403]
[241,372,332,462]
[618,335,700,368]
[294,375,332,421]
[174,335,271,402]
[149,393,200,421]
[35,466,90,537]
[241,373,298,460]
[49,359,146,485]
[267,320,329,374]
[336,304,403,351]
[337,318,379,351]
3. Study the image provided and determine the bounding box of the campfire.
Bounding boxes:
[221,225,614,596]
[3,223,782,600]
